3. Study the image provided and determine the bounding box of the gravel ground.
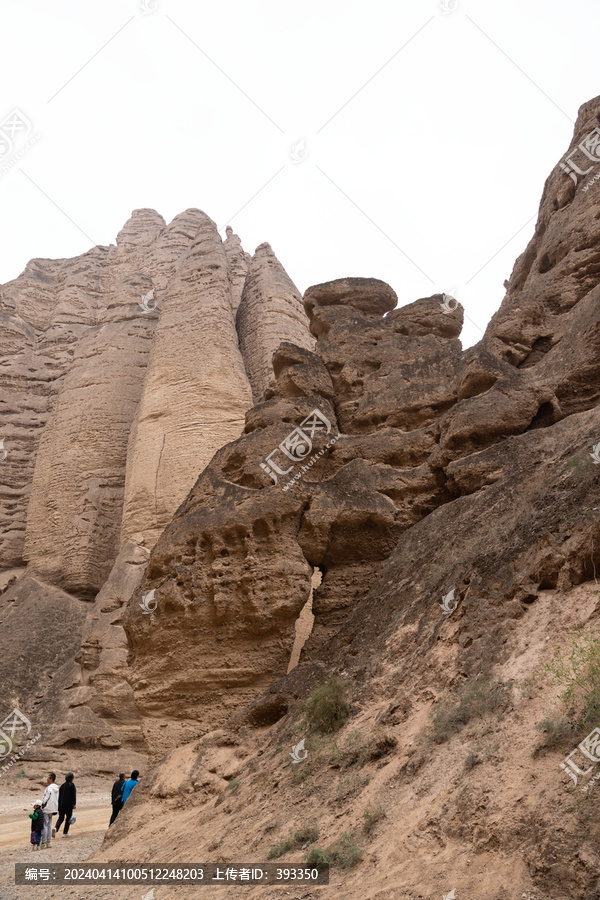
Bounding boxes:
[0,780,120,900]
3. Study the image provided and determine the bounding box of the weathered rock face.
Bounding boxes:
[0,248,108,570]
[223,225,252,314]
[53,539,150,752]
[237,243,315,403]
[123,98,600,758]
[119,211,254,549]
[0,210,314,752]
[92,97,600,900]
[0,211,308,589]
[0,576,88,715]
[124,281,464,736]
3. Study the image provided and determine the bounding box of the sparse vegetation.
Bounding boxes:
[302,674,351,734]
[335,728,397,768]
[362,804,385,835]
[15,769,26,778]
[304,846,330,867]
[464,749,482,770]
[267,823,319,859]
[429,675,512,744]
[334,774,370,802]
[305,830,363,869]
[542,629,600,733]
[227,778,240,792]
[533,716,575,755]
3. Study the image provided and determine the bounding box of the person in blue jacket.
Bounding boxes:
[121,770,140,805]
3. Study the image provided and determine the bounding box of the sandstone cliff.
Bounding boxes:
[237,242,315,402]
[95,95,600,899]
[0,211,313,757]
[4,96,600,900]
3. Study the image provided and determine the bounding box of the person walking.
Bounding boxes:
[29,802,44,850]
[120,770,140,805]
[109,773,126,826]
[40,773,59,849]
[54,773,76,837]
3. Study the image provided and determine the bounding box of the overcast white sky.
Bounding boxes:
[1,0,598,347]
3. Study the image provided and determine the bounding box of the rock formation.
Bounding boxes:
[4,95,600,900]
[98,94,600,898]
[0,211,313,754]
[237,242,315,402]
[119,211,253,549]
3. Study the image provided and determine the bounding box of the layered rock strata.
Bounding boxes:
[0,210,313,750]
[237,242,314,402]
[124,98,600,748]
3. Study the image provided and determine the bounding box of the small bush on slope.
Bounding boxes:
[302,675,351,734]
[362,805,385,835]
[542,629,600,733]
[429,675,512,744]
[267,823,319,859]
[305,829,363,868]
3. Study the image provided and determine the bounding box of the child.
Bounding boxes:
[29,802,43,850]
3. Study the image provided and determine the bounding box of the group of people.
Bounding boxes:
[29,772,76,850]
[28,770,140,850]
[109,770,139,825]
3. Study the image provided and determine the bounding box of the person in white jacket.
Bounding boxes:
[40,773,59,849]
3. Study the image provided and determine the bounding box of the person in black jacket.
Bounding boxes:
[54,773,76,837]
[109,773,126,826]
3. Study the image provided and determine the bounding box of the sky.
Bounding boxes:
[1,0,598,348]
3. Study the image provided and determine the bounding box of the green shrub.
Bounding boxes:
[541,630,600,733]
[302,675,350,734]
[362,805,385,835]
[533,716,575,755]
[267,823,319,859]
[305,846,330,867]
[305,830,363,869]
[329,830,363,868]
[15,769,26,778]
[430,676,512,743]
[227,778,240,792]
[464,749,482,771]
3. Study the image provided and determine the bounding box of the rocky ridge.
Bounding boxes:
[0,212,311,759]
[2,96,600,899]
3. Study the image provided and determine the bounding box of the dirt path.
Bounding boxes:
[0,797,110,900]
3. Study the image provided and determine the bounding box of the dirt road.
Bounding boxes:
[0,795,108,900]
